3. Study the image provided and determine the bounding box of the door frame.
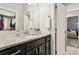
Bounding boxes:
[55,3,67,55]
[65,9,79,50]
[65,9,67,51]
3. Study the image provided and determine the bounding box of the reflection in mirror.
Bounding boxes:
[0,8,16,31]
[24,11,30,33]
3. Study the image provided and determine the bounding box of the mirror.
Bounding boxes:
[24,11,30,33]
[0,8,16,31]
[24,3,39,33]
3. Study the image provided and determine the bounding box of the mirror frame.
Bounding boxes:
[0,6,18,32]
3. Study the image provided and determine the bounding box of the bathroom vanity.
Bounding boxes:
[0,3,51,55]
[0,33,51,55]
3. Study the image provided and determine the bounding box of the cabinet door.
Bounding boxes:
[26,37,45,55]
[26,48,38,55]
[46,41,51,55]
[39,43,45,55]
[46,35,51,55]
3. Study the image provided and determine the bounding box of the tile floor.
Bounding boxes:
[64,46,79,55]
[67,37,78,48]
[64,37,79,55]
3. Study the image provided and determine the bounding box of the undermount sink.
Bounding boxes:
[24,31,41,36]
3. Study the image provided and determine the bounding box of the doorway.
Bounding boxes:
[64,9,79,54]
[55,3,79,55]
[67,16,78,48]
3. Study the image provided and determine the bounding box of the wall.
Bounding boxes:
[67,10,79,17]
[0,3,25,31]
[66,4,79,12]
[39,3,50,33]
[67,16,78,31]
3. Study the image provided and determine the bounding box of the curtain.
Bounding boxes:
[0,15,2,30]
[2,16,4,31]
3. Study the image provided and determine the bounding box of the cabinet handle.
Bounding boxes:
[39,46,42,52]
[35,48,38,54]
[10,50,21,55]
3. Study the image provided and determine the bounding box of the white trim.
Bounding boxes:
[77,15,79,48]
[50,3,55,55]
[67,9,79,13]
[0,6,16,13]
[65,8,67,51]
[0,6,18,31]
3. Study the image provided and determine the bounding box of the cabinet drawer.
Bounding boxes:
[0,44,25,55]
[26,48,38,55]
[26,38,45,51]
[46,35,51,41]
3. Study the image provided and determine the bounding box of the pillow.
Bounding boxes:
[67,29,71,32]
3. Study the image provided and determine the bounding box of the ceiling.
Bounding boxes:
[63,3,79,6]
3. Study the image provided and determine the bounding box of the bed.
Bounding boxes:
[67,30,78,39]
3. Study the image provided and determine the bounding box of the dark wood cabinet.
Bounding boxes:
[26,48,38,55]
[25,38,45,52]
[0,44,25,55]
[45,35,51,55]
[25,37,45,55]
[46,41,51,55]
[38,43,45,55]
[0,35,51,55]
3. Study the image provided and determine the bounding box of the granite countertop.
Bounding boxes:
[0,32,51,51]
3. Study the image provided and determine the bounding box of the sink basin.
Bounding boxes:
[24,31,41,36]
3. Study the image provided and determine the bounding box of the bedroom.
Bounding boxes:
[67,10,79,48]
